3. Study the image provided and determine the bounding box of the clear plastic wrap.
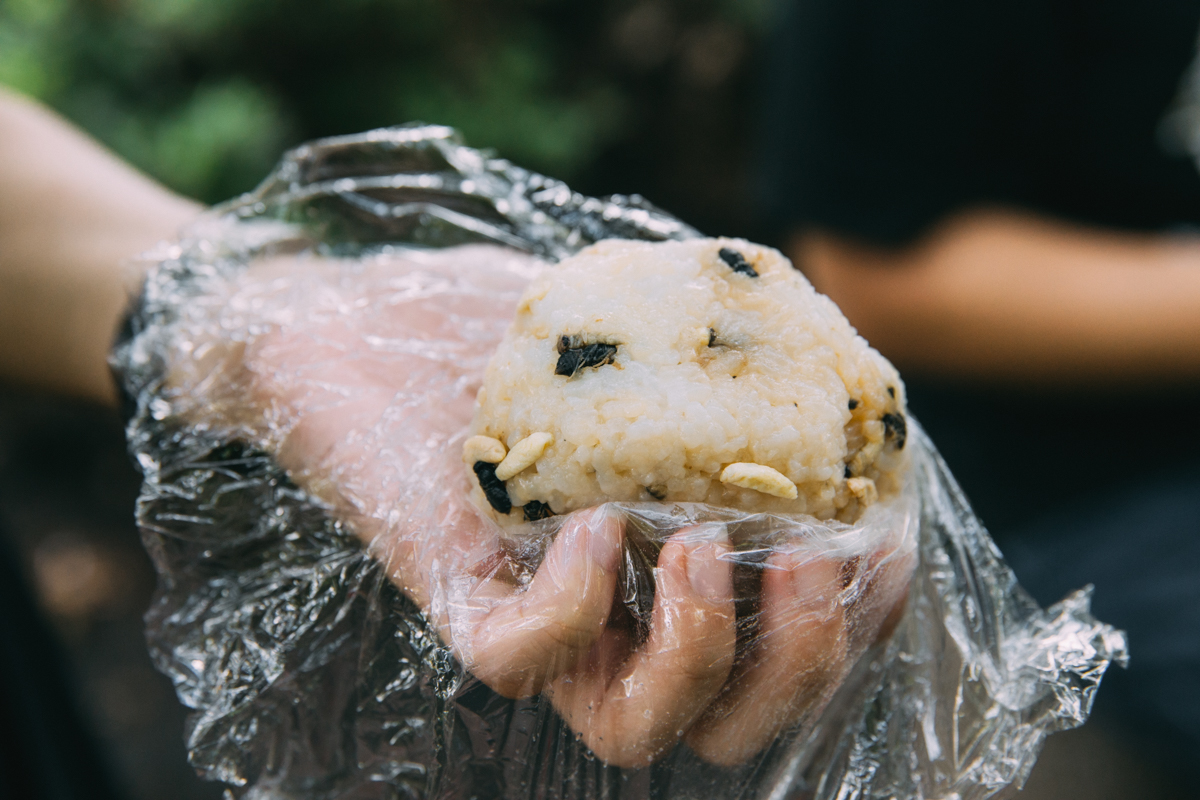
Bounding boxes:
[111,125,1128,799]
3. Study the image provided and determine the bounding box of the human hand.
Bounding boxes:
[166,244,913,768]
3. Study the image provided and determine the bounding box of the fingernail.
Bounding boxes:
[584,505,621,573]
[685,524,729,603]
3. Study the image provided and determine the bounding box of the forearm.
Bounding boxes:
[795,209,1200,384]
[0,87,202,404]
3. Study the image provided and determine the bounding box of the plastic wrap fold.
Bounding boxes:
[111,125,1128,800]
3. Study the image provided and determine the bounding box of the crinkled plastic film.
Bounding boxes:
[111,126,1128,800]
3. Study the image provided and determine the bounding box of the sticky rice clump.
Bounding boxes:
[468,237,909,529]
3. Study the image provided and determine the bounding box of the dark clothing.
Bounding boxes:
[761,0,1200,245]
[997,469,1200,753]
[759,0,1200,765]
[0,529,123,800]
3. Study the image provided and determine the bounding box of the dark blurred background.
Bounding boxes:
[0,0,772,236]
[0,1,1177,798]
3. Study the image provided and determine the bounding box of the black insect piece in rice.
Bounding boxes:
[718,248,758,277]
[522,500,554,521]
[473,461,512,514]
[645,485,667,500]
[881,412,907,450]
[887,386,896,398]
[708,327,718,347]
[848,398,859,410]
[555,337,619,377]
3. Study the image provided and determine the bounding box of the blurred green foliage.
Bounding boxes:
[0,0,770,225]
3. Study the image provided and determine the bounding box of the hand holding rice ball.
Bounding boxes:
[169,241,914,768]
[467,238,910,527]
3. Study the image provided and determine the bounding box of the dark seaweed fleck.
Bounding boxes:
[522,500,554,521]
[473,461,512,514]
[555,341,618,377]
[844,465,852,479]
[881,413,907,450]
[718,248,758,277]
[848,398,859,410]
[645,485,666,500]
[887,386,896,398]
[708,328,717,347]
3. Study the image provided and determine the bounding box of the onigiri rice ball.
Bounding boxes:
[466,237,909,529]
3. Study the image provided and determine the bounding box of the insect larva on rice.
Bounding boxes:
[495,432,554,481]
[720,463,798,499]
[463,435,506,464]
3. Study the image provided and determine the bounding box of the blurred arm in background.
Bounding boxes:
[764,0,1200,389]
[792,209,1200,385]
[0,87,201,405]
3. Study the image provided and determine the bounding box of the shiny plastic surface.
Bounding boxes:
[111,125,1127,799]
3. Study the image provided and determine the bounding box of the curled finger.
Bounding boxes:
[449,506,624,699]
[686,549,847,766]
[548,524,737,768]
